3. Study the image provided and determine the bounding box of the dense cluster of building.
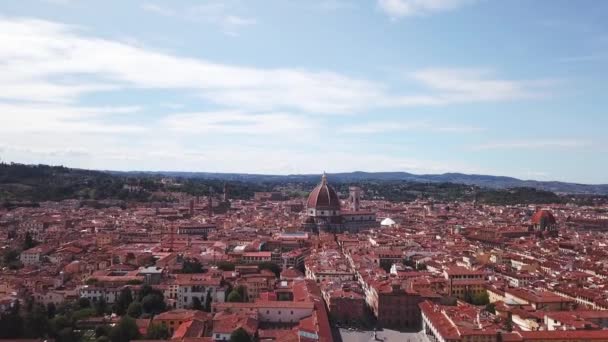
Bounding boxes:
[2,174,608,341]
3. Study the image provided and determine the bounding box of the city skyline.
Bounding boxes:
[1,0,607,183]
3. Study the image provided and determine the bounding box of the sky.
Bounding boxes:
[0,0,607,183]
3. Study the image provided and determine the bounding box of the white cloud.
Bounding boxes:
[0,102,143,133]
[377,0,475,19]
[162,111,316,135]
[341,120,483,134]
[142,2,257,36]
[407,68,552,103]
[141,3,176,16]
[472,140,591,150]
[316,0,359,11]
[0,17,551,113]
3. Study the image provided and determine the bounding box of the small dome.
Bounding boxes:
[381,217,396,226]
[306,173,340,210]
[531,209,556,225]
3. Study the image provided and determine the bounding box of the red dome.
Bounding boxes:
[531,209,556,225]
[306,174,340,210]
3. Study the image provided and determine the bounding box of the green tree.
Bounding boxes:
[236,285,247,301]
[142,294,166,314]
[227,290,243,303]
[95,325,112,338]
[258,262,281,277]
[46,302,57,319]
[78,297,91,308]
[2,249,19,265]
[216,261,235,271]
[204,290,213,312]
[191,296,203,310]
[145,323,170,340]
[95,297,108,316]
[472,291,490,306]
[0,300,24,338]
[182,258,203,273]
[109,316,140,342]
[57,327,80,342]
[23,232,37,250]
[23,303,49,338]
[115,287,133,315]
[49,314,71,337]
[230,327,252,342]
[127,301,142,318]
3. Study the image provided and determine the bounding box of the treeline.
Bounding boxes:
[0,163,152,204]
[2,162,599,206]
[0,285,170,342]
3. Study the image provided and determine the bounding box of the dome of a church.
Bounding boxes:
[531,209,556,225]
[306,173,340,210]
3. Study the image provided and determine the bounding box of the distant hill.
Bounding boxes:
[116,170,608,195]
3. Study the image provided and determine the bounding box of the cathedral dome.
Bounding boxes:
[306,173,340,210]
[531,209,556,225]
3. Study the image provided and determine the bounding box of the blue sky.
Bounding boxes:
[0,0,607,183]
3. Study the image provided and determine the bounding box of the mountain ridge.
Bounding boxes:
[110,170,608,195]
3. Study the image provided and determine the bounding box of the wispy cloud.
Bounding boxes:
[0,17,552,115]
[162,111,316,135]
[141,2,257,36]
[341,121,483,134]
[316,0,359,11]
[377,0,475,19]
[557,54,606,63]
[141,3,176,17]
[472,140,591,151]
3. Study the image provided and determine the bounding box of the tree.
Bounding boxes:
[182,258,203,274]
[472,291,490,306]
[127,301,143,318]
[109,316,140,342]
[115,287,133,315]
[0,300,24,338]
[236,285,247,301]
[47,303,57,319]
[230,327,252,342]
[23,303,49,338]
[216,261,235,271]
[145,323,170,340]
[2,249,19,265]
[191,297,203,310]
[258,262,281,277]
[95,296,108,316]
[78,297,91,308]
[95,325,112,338]
[57,327,80,342]
[204,289,213,312]
[227,290,243,303]
[485,303,496,314]
[142,294,166,314]
[23,232,37,250]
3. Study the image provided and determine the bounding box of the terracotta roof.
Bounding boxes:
[306,174,340,210]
